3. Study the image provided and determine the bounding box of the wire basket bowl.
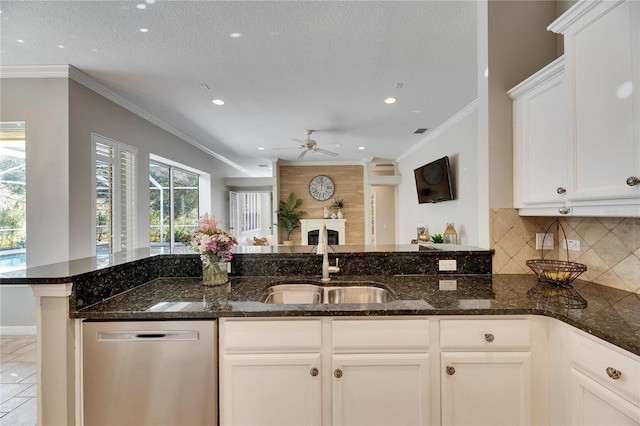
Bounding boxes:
[526,259,587,287]
[526,220,588,309]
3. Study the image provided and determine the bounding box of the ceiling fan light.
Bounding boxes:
[384,97,397,104]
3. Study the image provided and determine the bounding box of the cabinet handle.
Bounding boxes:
[446,366,455,375]
[627,176,639,186]
[606,367,622,380]
[310,367,319,377]
[557,187,566,194]
[334,368,343,378]
[558,206,571,215]
[484,333,495,343]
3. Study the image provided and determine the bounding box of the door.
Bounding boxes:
[331,353,430,426]
[220,353,322,426]
[571,368,640,425]
[440,352,531,426]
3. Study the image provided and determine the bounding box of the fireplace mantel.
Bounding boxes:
[300,219,346,245]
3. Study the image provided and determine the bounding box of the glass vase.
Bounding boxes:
[202,255,229,286]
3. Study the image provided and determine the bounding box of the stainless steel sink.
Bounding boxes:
[325,286,394,304]
[261,282,395,305]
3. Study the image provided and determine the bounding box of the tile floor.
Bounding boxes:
[0,335,37,426]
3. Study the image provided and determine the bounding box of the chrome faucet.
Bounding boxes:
[317,224,340,281]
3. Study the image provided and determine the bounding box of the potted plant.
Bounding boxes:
[276,192,308,245]
[331,197,345,219]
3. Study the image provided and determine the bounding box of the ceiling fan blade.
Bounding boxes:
[316,149,338,157]
[272,147,299,151]
[297,150,308,159]
[292,138,305,144]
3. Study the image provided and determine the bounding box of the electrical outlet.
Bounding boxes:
[439,259,457,271]
[563,239,581,251]
[536,233,554,250]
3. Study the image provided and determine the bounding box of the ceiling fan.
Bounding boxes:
[274,130,338,159]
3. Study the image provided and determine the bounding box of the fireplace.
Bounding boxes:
[300,219,346,245]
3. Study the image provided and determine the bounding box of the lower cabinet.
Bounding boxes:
[439,319,533,426]
[219,317,431,426]
[331,353,430,426]
[221,353,322,425]
[440,352,531,426]
[568,327,640,425]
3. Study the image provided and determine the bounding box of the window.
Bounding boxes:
[229,191,271,239]
[0,122,26,272]
[93,134,137,255]
[149,162,199,249]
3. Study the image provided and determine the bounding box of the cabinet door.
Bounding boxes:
[564,1,640,207]
[220,353,322,426]
[571,368,640,425]
[441,352,531,426]
[511,58,568,210]
[331,353,430,426]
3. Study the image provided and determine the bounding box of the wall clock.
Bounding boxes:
[309,175,335,201]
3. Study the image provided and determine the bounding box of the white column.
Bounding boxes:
[30,283,75,426]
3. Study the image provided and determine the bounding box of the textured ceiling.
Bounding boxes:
[0,1,477,176]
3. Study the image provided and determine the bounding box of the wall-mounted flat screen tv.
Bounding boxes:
[414,156,454,203]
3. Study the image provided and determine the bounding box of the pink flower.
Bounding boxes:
[190,213,237,261]
[196,213,220,233]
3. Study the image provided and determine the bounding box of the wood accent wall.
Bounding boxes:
[278,165,364,245]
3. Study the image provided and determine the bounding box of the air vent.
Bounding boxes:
[375,163,395,168]
[413,128,430,134]
[258,164,269,168]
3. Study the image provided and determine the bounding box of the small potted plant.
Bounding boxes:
[276,192,309,245]
[430,233,444,244]
[331,197,345,219]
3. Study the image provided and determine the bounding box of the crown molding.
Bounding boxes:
[1,64,252,176]
[507,56,564,99]
[0,65,70,78]
[396,99,478,163]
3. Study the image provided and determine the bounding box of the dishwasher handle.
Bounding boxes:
[97,330,200,342]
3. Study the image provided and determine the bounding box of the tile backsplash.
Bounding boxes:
[491,208,640,293]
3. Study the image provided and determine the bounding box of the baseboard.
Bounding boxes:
[0,326,36,335]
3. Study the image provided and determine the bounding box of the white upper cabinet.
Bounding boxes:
[550,0,640,215]
[509,57,569,214]
[512,0,640,216]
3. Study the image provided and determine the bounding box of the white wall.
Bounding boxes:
[396,103,479,246]
[68,80,247,259]
[372,185,396,244]
[0,78,69,330]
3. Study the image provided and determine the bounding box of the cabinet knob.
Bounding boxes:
[627,176,640,186]
[446,366,455,376]
[557,187,566,194]
[484,333,495,343]
[606,367,622,380]
[310,367,319,377]
[558,206,571,215]
[334,368,343,378]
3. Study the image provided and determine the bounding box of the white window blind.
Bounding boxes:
[93,134,137,255]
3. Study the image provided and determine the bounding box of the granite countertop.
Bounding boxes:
[74,273,640,357]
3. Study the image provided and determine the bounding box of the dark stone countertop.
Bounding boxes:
[73,273,640,357]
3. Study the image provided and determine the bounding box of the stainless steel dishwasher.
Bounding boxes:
[82,320,216,426]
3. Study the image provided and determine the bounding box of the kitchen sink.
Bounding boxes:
[261,282,395,305]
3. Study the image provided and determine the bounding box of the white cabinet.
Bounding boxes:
[548,0,640,216]
[222,353,322,426]
[509,57,569,214]
[219,319,322,426]
[439,319,532,426]
[569,329,640,425]
[219,317,431,426]
[330,319,431,426]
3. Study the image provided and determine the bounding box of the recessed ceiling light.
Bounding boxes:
[358,146,366,151]
[230,32,242,38]
[91,48,99,52]
[17,39,24,43]
[384,97,397,104]
[212,99,225,106]
[258,147,265,151]
[57,45,65,49]
[136,4,147,9]
[139,28,149,33]
[145,0,156,3]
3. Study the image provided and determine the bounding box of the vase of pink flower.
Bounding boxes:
[191,213,238,286]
